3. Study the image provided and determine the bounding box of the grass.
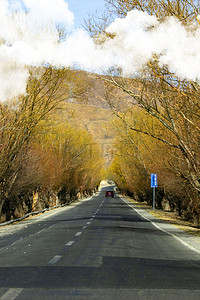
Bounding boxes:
[125,196,200,238]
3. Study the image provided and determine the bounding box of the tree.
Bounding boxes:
[86,0,200,222]
[0,66,92,215]
[0,105,104,219]
[109,107,200,219]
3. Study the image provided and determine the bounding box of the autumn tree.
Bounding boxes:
[86,0,200,222]
[0,66,92,216]
[108,108,185,204]
[19,120,104,204]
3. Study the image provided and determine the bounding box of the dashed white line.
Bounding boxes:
[48,255,62,265]
[75,232,82,236]
[82,226,87,230]
[66,241,74,246]
[1,289,22,300]
[87,222,91,225]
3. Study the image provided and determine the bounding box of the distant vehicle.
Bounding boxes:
[105,191,114,197]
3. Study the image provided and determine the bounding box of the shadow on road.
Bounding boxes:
[0,256,200,290]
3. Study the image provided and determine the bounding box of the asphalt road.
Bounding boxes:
[0,185,200,300]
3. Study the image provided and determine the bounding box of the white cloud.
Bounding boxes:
[103,10,200,80]
[1,3,200,102]
[0,50,28,101]
[22,0,74,26]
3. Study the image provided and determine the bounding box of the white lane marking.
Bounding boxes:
[0,224,56,251]
[151,221,200,254]
[123,200,150,222]
[75,232,82,236]
[82,226,87,230]
[1,289,22,300]
[87,222,91,225]
[92,215,95,218]
[35,224,56,236]
[123,199,200,255]
[48,255,62,265]
[66,241,74,246]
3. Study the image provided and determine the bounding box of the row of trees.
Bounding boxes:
[87,0,200,224]
[0,66,103,222]
[107,107,200,224]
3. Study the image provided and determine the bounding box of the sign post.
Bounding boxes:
[151,174,157,211]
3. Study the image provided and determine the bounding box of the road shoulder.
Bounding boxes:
[120,195,200,255]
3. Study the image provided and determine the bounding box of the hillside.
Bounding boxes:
[61,102,116,166]
[55,70,133,167]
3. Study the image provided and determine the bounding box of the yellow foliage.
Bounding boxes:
[108,107,180,196]
[29,116,104,193]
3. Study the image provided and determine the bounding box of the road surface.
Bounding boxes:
[0,185,199,299]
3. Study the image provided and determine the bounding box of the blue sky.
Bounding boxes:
[8,0,106,29]
[67,0,106,28]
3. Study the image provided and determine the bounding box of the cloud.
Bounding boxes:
[103,10,200,80]
[1,2,200,102]
[0,0,74,101]
[153,17,200,81]
[103,10,159,74]
[22,0,74,26]
[0,50,28,101]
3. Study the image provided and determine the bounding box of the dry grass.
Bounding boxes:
[126,197,200,237]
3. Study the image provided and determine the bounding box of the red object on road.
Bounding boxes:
[105,191,114,197]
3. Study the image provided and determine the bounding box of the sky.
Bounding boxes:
[8,0,106,28]
[1,0,200,102]
[67,0,106,28]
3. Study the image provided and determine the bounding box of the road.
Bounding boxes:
[0,185,200,300]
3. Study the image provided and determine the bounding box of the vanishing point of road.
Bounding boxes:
[0,184,199,300]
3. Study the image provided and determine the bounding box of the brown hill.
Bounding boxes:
[57,70,133,166]
[62,102,115,166]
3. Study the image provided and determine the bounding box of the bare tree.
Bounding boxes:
[85,0,200,217]
[0,66,73,214]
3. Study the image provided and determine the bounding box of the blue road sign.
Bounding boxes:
[151,174,158,188]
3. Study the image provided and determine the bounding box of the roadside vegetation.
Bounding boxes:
[0,66,104,223]
[1,1,200,227]
[86,0,200,226]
